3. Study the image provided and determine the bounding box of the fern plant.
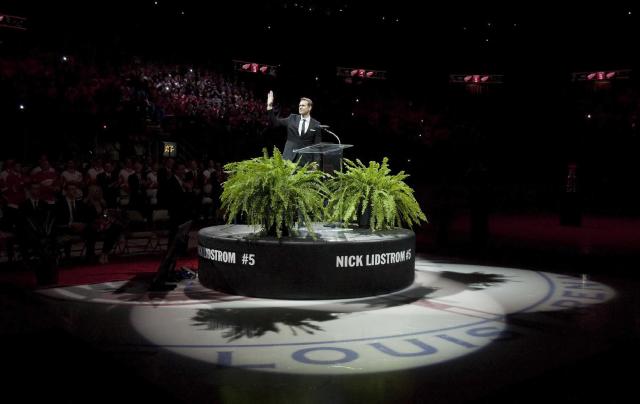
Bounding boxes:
[220,147,328,238]
[327,157,427,231]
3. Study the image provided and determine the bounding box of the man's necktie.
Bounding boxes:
[300,119,306,136]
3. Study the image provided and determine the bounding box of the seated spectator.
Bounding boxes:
[0,160,26,232]
[97,162,119,208]
[61,159,84,196]
[118,158,135,193]
[17,183,53,258]
[185,159,204,195]
[127,160,148,214]
[19,183,49,223]
[54,183,97,261]
[202,159,217,183]
[145,162,159,205]
[85,158,104,186]
[31,155,59,205]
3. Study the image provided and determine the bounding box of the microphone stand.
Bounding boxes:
[320,126,341,144]
[319,125,345,173]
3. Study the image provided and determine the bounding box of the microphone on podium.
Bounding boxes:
[319,125,341,144]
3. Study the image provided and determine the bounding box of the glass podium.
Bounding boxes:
[294,142,353,173]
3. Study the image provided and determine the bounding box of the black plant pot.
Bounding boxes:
[266,223,291,237]
[358,204,372,229]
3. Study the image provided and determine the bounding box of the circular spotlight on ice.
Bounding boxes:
[38,257,616,375]
[128,267,506,374]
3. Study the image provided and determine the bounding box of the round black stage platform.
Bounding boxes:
[197,224,416,299]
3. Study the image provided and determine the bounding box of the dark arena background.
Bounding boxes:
[1,1,639,403]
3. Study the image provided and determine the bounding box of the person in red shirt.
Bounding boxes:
[30,156,59,205]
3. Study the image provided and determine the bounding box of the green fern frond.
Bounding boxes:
[220,147,328,238]
[326,157,427,231]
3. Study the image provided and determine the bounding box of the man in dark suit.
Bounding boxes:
[96,162,119,208]
[127,160,147,214]
[19,183,50,224]
[54,183,96,260]
[166,163,196,244]
[267,91,322,164]
[17,183,53,259]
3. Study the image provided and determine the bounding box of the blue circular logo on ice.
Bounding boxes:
[124,258,614,374]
